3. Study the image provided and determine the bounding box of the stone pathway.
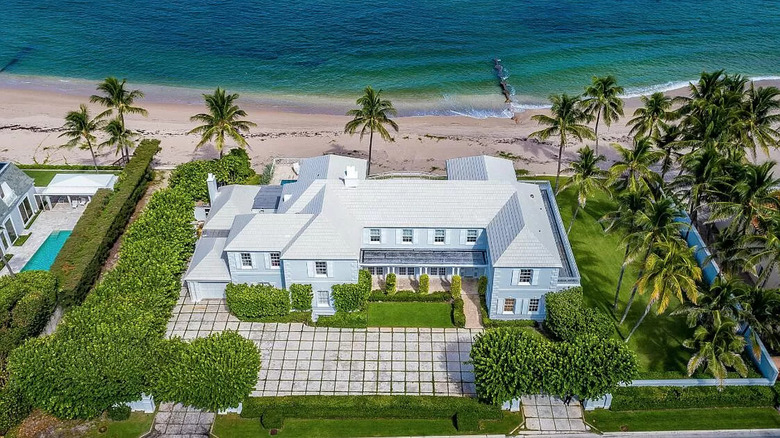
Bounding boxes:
[146,403,212,438]
[521,395,587,432]
[462,292,483,329]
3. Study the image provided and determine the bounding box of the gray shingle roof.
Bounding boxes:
[203,185,261,230]
[183,237,231,281]
[0,163,33,219]
[224,213,312,252]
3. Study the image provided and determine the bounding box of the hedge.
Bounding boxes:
[0,383,31,434]
[385,273,397,295]
[452,298,466,328]
[226,283,290,319]
[315,311,368,328]
[610,386,778,411]
[169,148,256,202]
[290,284,313,311]
[0,271,57,358]
[152,331,261,412]
[332,270,372,312]
[369,291,451,302]
[419,274,429,294]
[544,287,612,342]
[477,275,488,295]
[52,139,159,308]
[241,395,502,430]
[451,275,462,299]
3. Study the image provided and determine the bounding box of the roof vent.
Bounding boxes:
[282,194,291,202]
[343,166,359,188]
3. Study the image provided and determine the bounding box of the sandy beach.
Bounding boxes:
[1,78,779,175]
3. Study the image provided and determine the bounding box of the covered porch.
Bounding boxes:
[35,173,118,209]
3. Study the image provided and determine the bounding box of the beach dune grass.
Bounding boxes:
[212,412,523,437]
[367,302,454,328]
[525,176,693,373]
[585,407,780,432]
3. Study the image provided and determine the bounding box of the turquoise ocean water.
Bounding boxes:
[1,0,779,117]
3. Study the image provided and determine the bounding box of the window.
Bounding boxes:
[367,266,384,275]
[517,269,533,285]
[503,298,516,314]
[370,228,381,243]
[4,219,16,243]
[315,261,328,276]
[429,267,446,276]
[270,252,281,268]
[528,298,540,313]
[398,267,414,276]
[317,290,330,307]
[466,229,478,243]
[240,253,253,268]
[402,229,413,243]
[434,229,445,243]
[19,198,33,224]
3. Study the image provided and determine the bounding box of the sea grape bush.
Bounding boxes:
[0,271,57,358]
[226,283,291,318]
[169,148,257,201]
[544,287,613,342]
[332,270,372,312]
[290,284,313,311]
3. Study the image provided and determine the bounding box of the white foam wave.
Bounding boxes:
[621,80,693,98]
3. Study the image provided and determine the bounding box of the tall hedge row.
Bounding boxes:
[0,271,57,358]
[52,139,159,308]
[226,283,291,319]
[610,386,777,410]
[544,287,613,342]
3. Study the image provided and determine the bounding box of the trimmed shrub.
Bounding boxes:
[0,383,31,435]
[52,139,159,308]
[418,274,429,294]
[385,273,397,295]
[358,269,372,295]
[454,410,480,432]
[369,291,451,302]
[226,283,290,319]
[0,271,57,358]
[610,386,777,411]
[152,331,261,412]
[332,272,372,313]
[241,395,502,424]
[261,410,284,429]
[452,298,466,328]
[544,287,612,342]
[290,284,313,311]
[315,311,368,328]
[477,275,488,295]
[450,275,462,299]
[107,404,131,421]
[169,148,257,202]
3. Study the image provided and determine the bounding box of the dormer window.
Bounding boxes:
[370,228,381,243]
[434,229,445,244]
[466,229,478,243]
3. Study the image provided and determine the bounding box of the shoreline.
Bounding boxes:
[2,74,780,175]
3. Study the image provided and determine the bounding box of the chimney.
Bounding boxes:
[206,173,218,205]
[343,166,359,188]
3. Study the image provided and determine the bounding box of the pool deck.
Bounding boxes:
[4,203,84,275]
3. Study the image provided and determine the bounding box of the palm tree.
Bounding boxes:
[740,84,780,158]
[746,216,780,287]
[559,146,608,233]
[626,238,701,342]
[530,94,595,192]
[654,124,684,181]
[100,119,137,159]
[627,92,674,139]
[672,145,723,228]
[344,86,399,176]
[58,104,104,171]
[683,310,748,385]
[582,75,624,154]
[608,137,663,192]
[90,77,147,162]
[189,88,257,158]
[710,161,780,235]
[673,277,747,328]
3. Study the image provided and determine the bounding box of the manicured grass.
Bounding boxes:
[367,302,454,328]
[525,177,693,373]
[82,412,155,438]
[585,407,780,432]
[13,233,30,246]
[212,412,523,437]
[22,169,119,187]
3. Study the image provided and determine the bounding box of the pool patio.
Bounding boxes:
[4,203,84,275]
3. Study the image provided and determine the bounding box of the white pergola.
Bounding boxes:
[37,173,118,207]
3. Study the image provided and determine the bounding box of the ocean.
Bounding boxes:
[1,0,779,117]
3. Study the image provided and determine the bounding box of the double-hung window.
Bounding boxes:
[528,298,540,313]
[317,290,330,307]
[434,229,445,244]
[466,229,478,243]
[370,228,381,243]
[398,267,414,276]
[503,298,516,314]
[315,261,328,276]
[429,267,446,276]
[240,252,253,269]
[517,269,533,285]
[270,252,281,268]
[367,266,384,275]
[402,229,413,243]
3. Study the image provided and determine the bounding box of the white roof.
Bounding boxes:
[183,237,231,281]
[446,156,518,182]
[224,213,312,252]
[203,185,260,230]
[40,173,117,196]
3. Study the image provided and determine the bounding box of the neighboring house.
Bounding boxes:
[184,155,580,321]
[0,163,40,252]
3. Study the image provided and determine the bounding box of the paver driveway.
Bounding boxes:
[166,288,479,397]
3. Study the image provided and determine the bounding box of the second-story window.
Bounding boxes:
[517,268,533,285]
[270,252,281,267]
[240,252,253,268]
[315,261,328,276]
[466,229,478,243]
[402,229,413,243]
[370,228,381,243]
[434,229,445,243]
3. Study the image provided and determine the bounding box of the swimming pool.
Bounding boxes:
[280,179,297,185]
[21,230,72,271]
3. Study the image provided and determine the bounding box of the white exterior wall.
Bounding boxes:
[488,266,559,321]
[225,251,285,288]
[360,227,487,250]
[282,259,359,318]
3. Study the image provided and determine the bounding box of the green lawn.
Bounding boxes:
[527,177,694,373]
[22,169,119,187]
[82,412,155,438]
[585,407,780,432]
[367,302,454,328]
[212,412,523,437]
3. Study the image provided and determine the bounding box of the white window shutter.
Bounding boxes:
[511,269,519,285]
[459,230,467,245]
[307,262,315,277]
[413,230,419,244]
[363,228,370,243]
[381,229,388,243]
[396,229,403,244]
[327,261,334,277]
[445,230,451,244]
[427,230,434,244]
[517,299,525,314]
[532,270,540,285]
[264,253,271,269]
